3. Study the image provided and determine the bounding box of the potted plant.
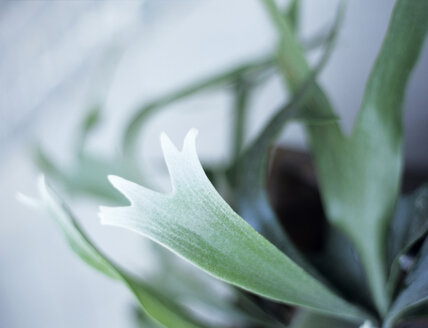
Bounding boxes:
[20,0,428,327]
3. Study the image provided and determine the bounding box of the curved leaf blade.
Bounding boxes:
[384,237,428,328]
[18,177,207,328]
[121,57,273,157]
[387,184,428,295]
[263,0,428,314]
[99,129,366,321]
[290,310,359,328]
[228,3,341,276]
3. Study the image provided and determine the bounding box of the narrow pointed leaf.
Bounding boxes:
[99,129,366,321]
[149,243,287,328]
[122,57,273,157]
[387,184,428,295]
[311,1,428,314]
[384,237,428,328]
[35,144,134,203]
[121,22,340,158]
[290,310,358,328]
[76,105,102,153]
[228,4,340,278]
[18,177,207,328]
[263,0,428,313]
[285,0,299,32]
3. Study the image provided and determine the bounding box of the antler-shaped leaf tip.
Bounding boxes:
[160,129,199,155]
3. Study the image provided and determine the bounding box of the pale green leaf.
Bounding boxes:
[227,2,341,278]
[35,147,129,203]
[308,0,428,314]
[384,237,428,328]
[285,0,299,32]
[99,129,367,321]
[290,310,358,328]
[387,184,428,296]
[230,78,250,162]
[76,105,102,153]
[262,0,428,314]
[147,243,286,328]
[18,177,207,328]
[122,57,273,157]
[121,20,339,159]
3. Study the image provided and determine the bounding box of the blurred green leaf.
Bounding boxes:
[308,0,428,314]
[76,105,102,153]
[18,177,207,328]
[99,129,367,321]
[227,0,341,282]
[149,243,287,328]
[121,16,340,159]
[384,237,428,328]
[122,57,273,157]
[263,0,428,314]
[34,145,69,186]
[308,226,373,311]
[34,107,142,203]
[230,79,250,162]
[285,0,299,32]
[66,154,131,203]
[35,147,129,203]
[134,307,162,328]
[387,184,428,297]
[290,310,358,328]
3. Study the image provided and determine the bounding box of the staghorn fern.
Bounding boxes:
[21,0,428,327]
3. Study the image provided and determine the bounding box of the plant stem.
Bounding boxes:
[231,79,249,162]
[122,57,273,157]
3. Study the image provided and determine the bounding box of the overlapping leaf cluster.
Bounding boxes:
[23,1,428,327]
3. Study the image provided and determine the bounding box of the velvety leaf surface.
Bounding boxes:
[147,243,287,328]
[99,129,367,321]
[18,177,207,328]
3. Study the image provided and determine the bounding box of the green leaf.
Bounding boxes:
[66,154,136,203]
[121,57,273,157]
[35,147,129,203]
[228,0,341,276]
[230,78,250,162]
[34,108,134,203]
[134,308,162,328]
[148,244,287,328]
[387,184,428,296]
[308,227,373,309]
[262,0,428,314]
[285,0,300,33]
[309,0,428,315]
[290,310,359,328]
[17,177,208,328]
[76,105,102,153]
[121,22,338,159]
[384,236,428,328]
[99,129,367,321]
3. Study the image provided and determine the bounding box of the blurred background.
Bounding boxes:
[1,0,427,327]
